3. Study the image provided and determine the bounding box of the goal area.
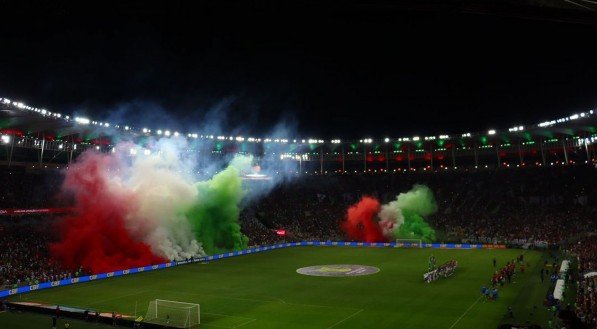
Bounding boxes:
[395,239,423,248]
[145,299,200,328]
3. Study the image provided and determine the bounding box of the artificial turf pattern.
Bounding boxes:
[2,246,553,329]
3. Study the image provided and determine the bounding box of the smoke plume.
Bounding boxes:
[50,138,253,273]
[341,185,437,243]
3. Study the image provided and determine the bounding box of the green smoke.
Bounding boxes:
[388,185,437,242]
[186,160,249,255]
[393,209,436,242]
[394,184,437,217]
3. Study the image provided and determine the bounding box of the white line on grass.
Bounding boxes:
[80,290,151,308]
[203,312,256,320]
[233,318,257,328]
[563,0,595,9]
[448,296,483,329]
[326,309,364,329]
[200,323,234,329]
[151,289,360,311]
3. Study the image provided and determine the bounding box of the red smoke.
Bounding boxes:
[341,196,386,242]
[50,152,166,274]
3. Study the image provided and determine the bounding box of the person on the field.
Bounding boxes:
[428,255,436,271]
[52,315,57,329]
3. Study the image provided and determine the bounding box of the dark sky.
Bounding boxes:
[1,1,597,139]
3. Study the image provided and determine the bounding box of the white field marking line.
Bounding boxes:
[203,312,256,320]
[150,289,360,311]
[448,295,483,329]
[200,323,234,329]
[150,289,277,304]
[255,294,286,304]
[577,0,597,4]
[233,318,257,328]
[285,301,361,311]
[563,0,595,10]
[326,309,364,329]
[79,290,151,308]
[20,276,125,301]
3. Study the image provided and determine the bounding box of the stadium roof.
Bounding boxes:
[1,96,596,147]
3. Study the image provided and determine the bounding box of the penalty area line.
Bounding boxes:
[326,309,364,329]
[448,295,483,329]
[233,318,257,328]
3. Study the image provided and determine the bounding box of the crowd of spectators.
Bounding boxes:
[0,216,74,289]
[239,166,597,245]
[0,169,66,209]
[570,236,597,327]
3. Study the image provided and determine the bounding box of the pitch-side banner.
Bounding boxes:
[0,208,74,216]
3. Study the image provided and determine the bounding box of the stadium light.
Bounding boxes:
[130,148,137,155]
[384,138,390,143]
[164,130,171,136]
[75,117,90,125]
[412,136,420,141]
[488,129,496,135]
[1,135,10,144]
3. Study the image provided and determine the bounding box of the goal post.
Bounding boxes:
[145,299,200,328]
[395,239,423,248]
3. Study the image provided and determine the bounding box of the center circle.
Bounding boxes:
[296,264,380,277]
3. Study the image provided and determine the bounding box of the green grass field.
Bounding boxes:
[1,246,557,329]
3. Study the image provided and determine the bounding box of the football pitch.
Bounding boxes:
[2,246,554,329]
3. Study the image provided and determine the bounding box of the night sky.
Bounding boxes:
[1,1,596,139]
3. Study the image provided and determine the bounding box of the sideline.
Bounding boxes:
[326,309,364,329]
[448,296,483,329]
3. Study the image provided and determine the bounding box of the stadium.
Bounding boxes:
[1,2,597,329]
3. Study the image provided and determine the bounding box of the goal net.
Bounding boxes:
[145,299,200,328]
[395,239,423,248]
